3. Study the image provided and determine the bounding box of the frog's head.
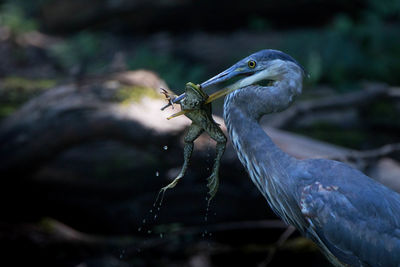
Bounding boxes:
[185,82,207,99]
[186,82,199,90]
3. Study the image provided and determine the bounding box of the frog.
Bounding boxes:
[161,82,226,202]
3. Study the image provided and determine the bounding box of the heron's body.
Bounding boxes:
[198,49,400,266]
[225,87,400,266]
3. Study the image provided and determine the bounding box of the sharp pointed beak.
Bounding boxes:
[200,65,247,104]
[201,64,255,104]
[201,65,242,89]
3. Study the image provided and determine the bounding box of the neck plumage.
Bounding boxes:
[223,75,304,227]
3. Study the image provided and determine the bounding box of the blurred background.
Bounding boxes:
[0,0,400,266]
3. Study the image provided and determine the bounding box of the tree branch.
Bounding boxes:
[269,83,400,128]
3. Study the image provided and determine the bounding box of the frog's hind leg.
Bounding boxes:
[161,123,203,192]
[203,122,227,202]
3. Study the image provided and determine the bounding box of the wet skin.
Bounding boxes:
[161,82,226,201]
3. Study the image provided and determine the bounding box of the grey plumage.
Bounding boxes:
[201,49,400,266]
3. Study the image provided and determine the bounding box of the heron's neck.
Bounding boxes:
[223,83,301,225]
[223,97,295,189]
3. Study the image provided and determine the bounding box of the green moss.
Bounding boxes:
[2,76,56,91]
[116,86,161,104]
[0,76,57,120]
[0,104,18,118]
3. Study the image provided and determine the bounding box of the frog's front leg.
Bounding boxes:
[161,123,203,192]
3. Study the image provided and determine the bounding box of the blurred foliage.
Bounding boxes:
[2,0,399,89]
[0,3,37,35]
[127,47,206,90]
[367,0,400,18]
[49,31,108,74]
[0,76,56,119]
[248,15,271,31]
[283,14,400,90]
[49,34,206,89]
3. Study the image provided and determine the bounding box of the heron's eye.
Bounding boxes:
[248,60,256,69]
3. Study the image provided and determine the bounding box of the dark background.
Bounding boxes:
[0,1,400,266]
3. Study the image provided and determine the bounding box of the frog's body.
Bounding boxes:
[161,82,226,201]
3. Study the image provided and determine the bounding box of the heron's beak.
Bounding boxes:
[201,64,251,104]
[201,65,242,89]
[201,63,268,104]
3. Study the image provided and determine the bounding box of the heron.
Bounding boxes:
[186,49,400,266]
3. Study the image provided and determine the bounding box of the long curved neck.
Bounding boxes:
[223,91,296,192]
[223,74,303,226]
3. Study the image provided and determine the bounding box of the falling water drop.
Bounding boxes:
[163,145,168,150]
[142,219,146,224]
[155,171,159,177]
[150,209,153,213]
[138,227,142,232]
[160,233,163,238]
[204,202,210,222]
[147,230,152,234]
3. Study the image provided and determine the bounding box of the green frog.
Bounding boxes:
[161,82,226,202]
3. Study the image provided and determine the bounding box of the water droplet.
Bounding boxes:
[138,227,142,232]
[157,207,160,211]
[142,219,146,224]
[155,171,159,177]
[201,233,205,237]
[150,209,153,213]
[163,145,168,150]
[160,233,163,238]
[154,214,158,220]
[147,230,152,234]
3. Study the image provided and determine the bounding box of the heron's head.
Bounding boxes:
[201,49,306,103]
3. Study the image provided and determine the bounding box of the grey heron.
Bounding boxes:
[195,49,400,266]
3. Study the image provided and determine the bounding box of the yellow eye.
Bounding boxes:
[248,60,256,68]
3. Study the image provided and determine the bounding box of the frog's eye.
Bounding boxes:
[248,60,256,69]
